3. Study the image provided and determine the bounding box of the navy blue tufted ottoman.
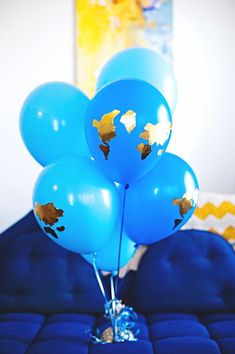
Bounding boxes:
[0,212,235,353]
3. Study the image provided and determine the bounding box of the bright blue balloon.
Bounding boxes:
[96,47,177,113]
[20,82,91,166]
[124,153,199,245]
[33,156,119,254]
[81,227,136,272]
[85,79,172,185]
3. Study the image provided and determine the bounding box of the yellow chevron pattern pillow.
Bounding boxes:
[184,192,235,247]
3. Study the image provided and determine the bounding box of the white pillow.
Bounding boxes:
[183,191,235,247]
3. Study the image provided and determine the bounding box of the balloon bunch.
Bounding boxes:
[20,48,199,343]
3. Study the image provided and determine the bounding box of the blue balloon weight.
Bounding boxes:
[33,156,119,254]
[20,82,91,166]
[124,153,199,245]
[81,227,136,272]
[85,79,172,185]
[96,47,177,113]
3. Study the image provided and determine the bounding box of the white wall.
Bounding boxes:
[168,0,235,193]
[1,0,235,232]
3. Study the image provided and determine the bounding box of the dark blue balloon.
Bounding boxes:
[86,79,172,185]
[33,156,119,254]
[124,153,199,245]
[20,82,91,166]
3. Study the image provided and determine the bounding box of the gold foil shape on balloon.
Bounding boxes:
[173,197,193,218]
[140,121,172,146]
[137,121,172,159]
[34,202,65,239]
[173,219,183,229]
[120,110,136,134]
[93,109,120,143]
[99,143,110,160]
[137,143,152,160]
[93,109,120,160]
[43,226,58,239]
[43,225,65,239]
[34,202,64,226]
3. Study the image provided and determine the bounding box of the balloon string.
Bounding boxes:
[92,254,109,305]
[110,273,116,303]
[110,273,118,342]
[115,183,129,295]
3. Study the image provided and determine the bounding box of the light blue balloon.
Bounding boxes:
[20,82,91,166]
[96,47,177,113]
[85,79,172,185]
[81,227,136,272]
[124,153,199,245]
[33,156,119,254]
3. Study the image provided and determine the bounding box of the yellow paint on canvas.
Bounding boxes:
[75,0,148,97]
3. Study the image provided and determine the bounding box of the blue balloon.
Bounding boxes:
[124,153,199,245]
[20,82,91,166]
[82,227,136,272]
[85,79,172,185]
[33,156,119,254]
[96,47,177,113]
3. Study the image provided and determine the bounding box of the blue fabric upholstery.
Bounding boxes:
[0,212,235,353]
[125,230,235,313]
[1,312,235,353]
[0,213,106,314]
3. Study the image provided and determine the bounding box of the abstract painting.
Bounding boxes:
[75,0,173,97]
